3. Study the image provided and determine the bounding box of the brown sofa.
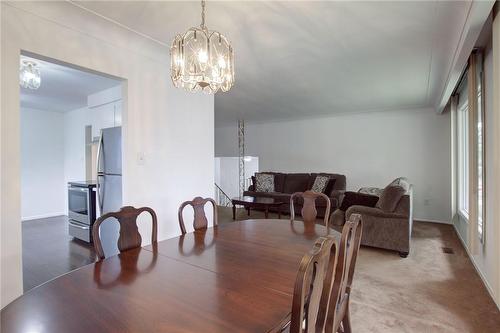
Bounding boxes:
[244,172,346,218]
[330,177,413,257]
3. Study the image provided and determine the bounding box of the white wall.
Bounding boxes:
[216,108,451,222]
[214,157,259,199]
[1,1,214,308]
[20,108,65,220]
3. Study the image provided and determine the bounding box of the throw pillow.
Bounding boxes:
[376,185,406,212]
[311,176,330,193]
[255,173,274,192]
[339,191,379,211]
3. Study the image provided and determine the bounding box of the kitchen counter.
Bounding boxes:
[68,181,97,188]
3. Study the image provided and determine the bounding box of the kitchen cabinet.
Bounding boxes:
[89,100,122,139]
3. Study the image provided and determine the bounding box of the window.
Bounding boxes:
[457,103,469,218]
[455,51,485,244]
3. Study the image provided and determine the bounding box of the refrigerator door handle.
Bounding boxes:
[96,132,104,212]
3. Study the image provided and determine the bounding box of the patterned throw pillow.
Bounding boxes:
[311,176,330,193]
[255,173,274,192]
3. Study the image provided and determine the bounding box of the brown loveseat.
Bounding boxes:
[330,177,413,257]
[244,172,346,218]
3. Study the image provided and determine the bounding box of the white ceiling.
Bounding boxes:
[72,1,471,124]
[20,55,121,112]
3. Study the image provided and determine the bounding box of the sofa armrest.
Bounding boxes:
[247,184,255,191]
[346,205,407,220]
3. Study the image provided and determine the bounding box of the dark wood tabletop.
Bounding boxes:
[1,219,337,333]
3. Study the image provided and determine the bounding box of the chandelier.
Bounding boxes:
[170,0,234,93]
[20,60,41,90]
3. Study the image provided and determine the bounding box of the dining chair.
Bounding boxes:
[290,191,332,228]
[320,214,363,333]
[285,236,338,333]
[92,206,158,261]
[178,197,218,234]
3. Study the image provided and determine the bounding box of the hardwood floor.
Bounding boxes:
[22,215,96,291]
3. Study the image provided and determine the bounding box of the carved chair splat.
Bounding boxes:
[320,214,363,333]
[92,206,158,261]
[178,197,218,234]
[290,191,332,228]
[287,236,338,333]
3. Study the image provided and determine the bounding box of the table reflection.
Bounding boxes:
[290,220,329,239]
[93,247,158,288]
[178,228,218,256]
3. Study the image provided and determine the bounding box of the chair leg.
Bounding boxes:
[399,251,409,258]
[341,304,352,333]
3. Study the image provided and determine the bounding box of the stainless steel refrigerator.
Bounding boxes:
[96,126,122,257]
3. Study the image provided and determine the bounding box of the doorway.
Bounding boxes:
[20,53,124,291]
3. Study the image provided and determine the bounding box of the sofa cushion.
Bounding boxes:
[311,175,330,193]
[340,191,379,211]
[255,173,274,192]
[283,173,310,194]
[376,185,406,212]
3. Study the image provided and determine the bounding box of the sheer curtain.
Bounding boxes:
[466,51,485,254]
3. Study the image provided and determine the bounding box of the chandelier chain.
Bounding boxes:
[201,0,206,29]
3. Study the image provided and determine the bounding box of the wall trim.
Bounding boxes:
[21,213,66,221]
[453,223,500,311]
[414,218,451,225]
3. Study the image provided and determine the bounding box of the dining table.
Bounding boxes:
[1,219,338,333]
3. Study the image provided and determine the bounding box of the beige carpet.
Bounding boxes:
[218,206,500,333]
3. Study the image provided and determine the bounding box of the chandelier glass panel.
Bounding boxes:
[20,60,41,90]
[170,0,234,93]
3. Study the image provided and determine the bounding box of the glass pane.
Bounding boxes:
[69,189,88,215]
[458,103,469,216]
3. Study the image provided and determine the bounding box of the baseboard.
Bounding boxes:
[453,224,500,311]
[414,218,451,224]
[21,212,66,221]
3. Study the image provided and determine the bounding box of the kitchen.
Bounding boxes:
[20,54,124,291]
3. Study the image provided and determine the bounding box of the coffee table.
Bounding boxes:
[231,196,285,220]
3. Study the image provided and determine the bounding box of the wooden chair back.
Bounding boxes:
[92,206,158,261]
[289,236,338,333]
[290,191,331,228]
[178,197,218,234]
[321,214,363,333]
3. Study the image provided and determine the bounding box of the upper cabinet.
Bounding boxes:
[87,86,122,140]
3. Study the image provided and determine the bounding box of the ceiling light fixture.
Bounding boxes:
[19,59,41,90]
[170,0,234,93]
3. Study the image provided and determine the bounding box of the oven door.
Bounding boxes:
[68,186,90,225]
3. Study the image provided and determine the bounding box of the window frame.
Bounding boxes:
[457,102,470,220]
